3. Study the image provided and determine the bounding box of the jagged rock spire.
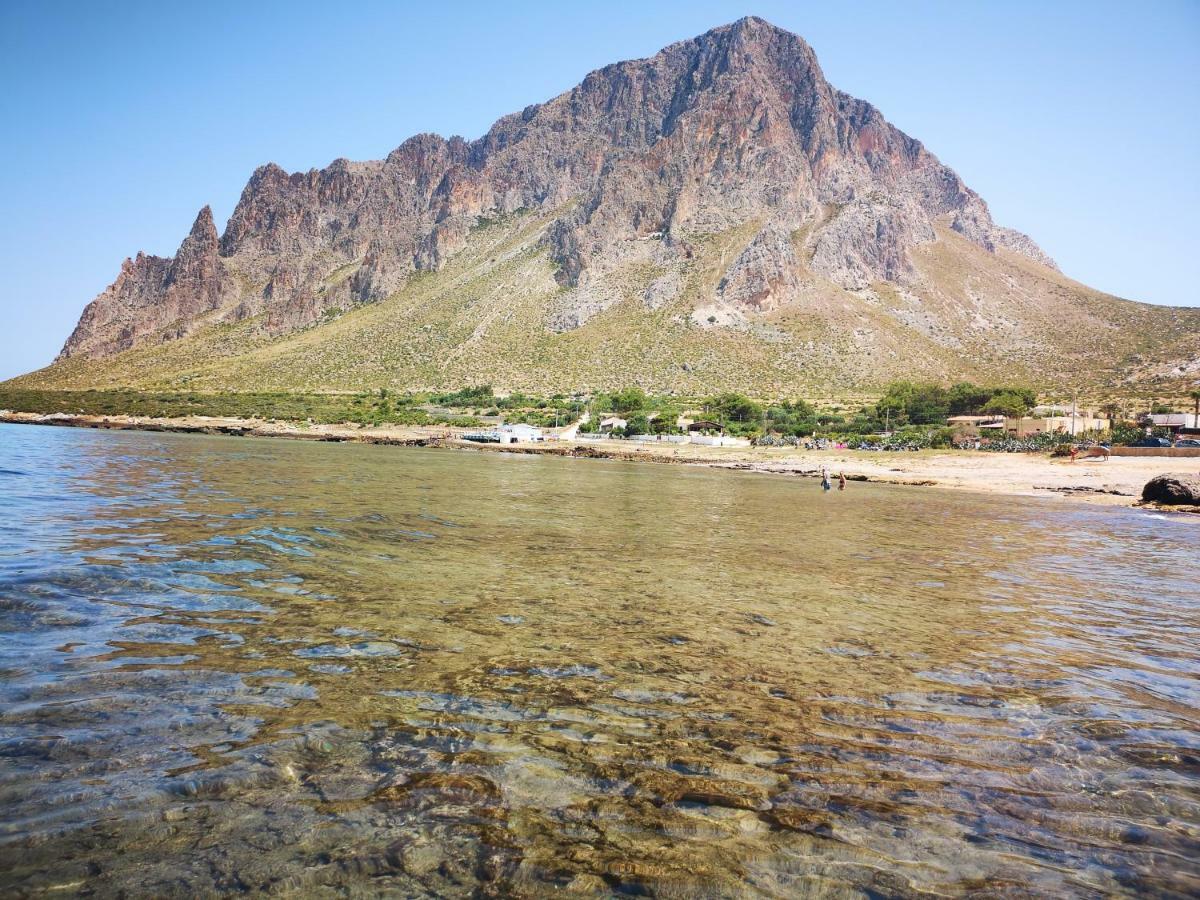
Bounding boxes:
[57,204,233,360]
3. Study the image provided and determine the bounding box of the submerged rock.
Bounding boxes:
[1141,474,1200,506]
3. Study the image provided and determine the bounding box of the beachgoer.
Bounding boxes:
[838,472,847,491]
[821,465,831,491]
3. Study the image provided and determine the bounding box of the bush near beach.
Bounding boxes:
[1,380,1182,451]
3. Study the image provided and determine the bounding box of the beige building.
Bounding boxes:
[947,415,1005,429]
[1005,414,1109,437]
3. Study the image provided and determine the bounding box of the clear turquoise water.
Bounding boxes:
[0,422,1197,896]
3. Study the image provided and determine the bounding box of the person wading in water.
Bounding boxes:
[821,465,832,491]
[838,472,847,491]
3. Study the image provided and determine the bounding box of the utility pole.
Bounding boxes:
[1070,392,1077,438]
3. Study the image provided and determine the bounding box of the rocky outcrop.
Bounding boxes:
[58,206,235,359]
[57,16,1058,362]
[810,200,934,290]
[1141,474,1200,506]
[993,227,1060,270]
[718,227,802,310]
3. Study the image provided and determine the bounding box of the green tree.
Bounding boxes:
[785,398,815,418]
[709,392,762,423]
[947,382,991,415]
[876,381,948,425]
[1006,387,1038,410]
[764,399,817,435]
[650,406,680,434]
[433,384,494,406]
[623,413,651,435]
[607,387,647,414]
[907,384,950,424]
[982,391,1032,418]
[876,381,915,423]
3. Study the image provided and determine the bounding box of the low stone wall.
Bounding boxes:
[628,434,689,444]
[1111,447,1200,458]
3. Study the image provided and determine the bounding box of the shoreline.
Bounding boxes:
[3,410,1197,512]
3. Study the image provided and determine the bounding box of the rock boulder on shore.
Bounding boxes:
[1140,474,1200,506]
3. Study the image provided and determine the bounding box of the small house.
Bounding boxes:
[497,423,543,444]
[1006,414,1110,437]
[599,416,627,433]
[1147,413,1200,437]
[947,415,1006,438]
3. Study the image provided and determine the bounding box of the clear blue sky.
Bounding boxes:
[2,0,1197,380]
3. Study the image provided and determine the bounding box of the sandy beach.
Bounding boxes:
[538,437,1199,508]
[3,410,1197,510]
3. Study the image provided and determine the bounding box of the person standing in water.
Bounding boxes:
[821,465,832,491]
[838,472,847,491]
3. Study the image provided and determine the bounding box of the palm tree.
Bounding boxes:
[1190,389,1200,424]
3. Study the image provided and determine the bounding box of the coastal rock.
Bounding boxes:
[1141,474,1200,506]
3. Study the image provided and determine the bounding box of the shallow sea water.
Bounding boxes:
[0,422,1197,897]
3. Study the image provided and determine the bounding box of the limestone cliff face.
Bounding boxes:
[58,207,235,360]
[58,16,1055,362]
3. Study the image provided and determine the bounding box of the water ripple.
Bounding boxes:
[0,423,1197,896]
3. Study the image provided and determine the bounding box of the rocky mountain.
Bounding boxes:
[25,17,1200,395]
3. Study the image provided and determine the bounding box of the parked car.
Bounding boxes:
[1173,438,1200,448]
[1128,437,1172,448]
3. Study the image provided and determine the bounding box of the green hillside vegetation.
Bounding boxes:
[8,208,1200,399]
[2,378,1164,451]
[0,388,479,428]
[874,381,1038,425]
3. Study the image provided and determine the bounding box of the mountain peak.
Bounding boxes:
[696,15,816,62]
[704,14,787,40]
[42,18,1192,400]
[186,205,217,245]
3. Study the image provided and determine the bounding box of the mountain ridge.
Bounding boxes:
[19,16,1200,395]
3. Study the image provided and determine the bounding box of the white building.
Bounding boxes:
[497,423,543,443]
[1148,413,1200,430]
